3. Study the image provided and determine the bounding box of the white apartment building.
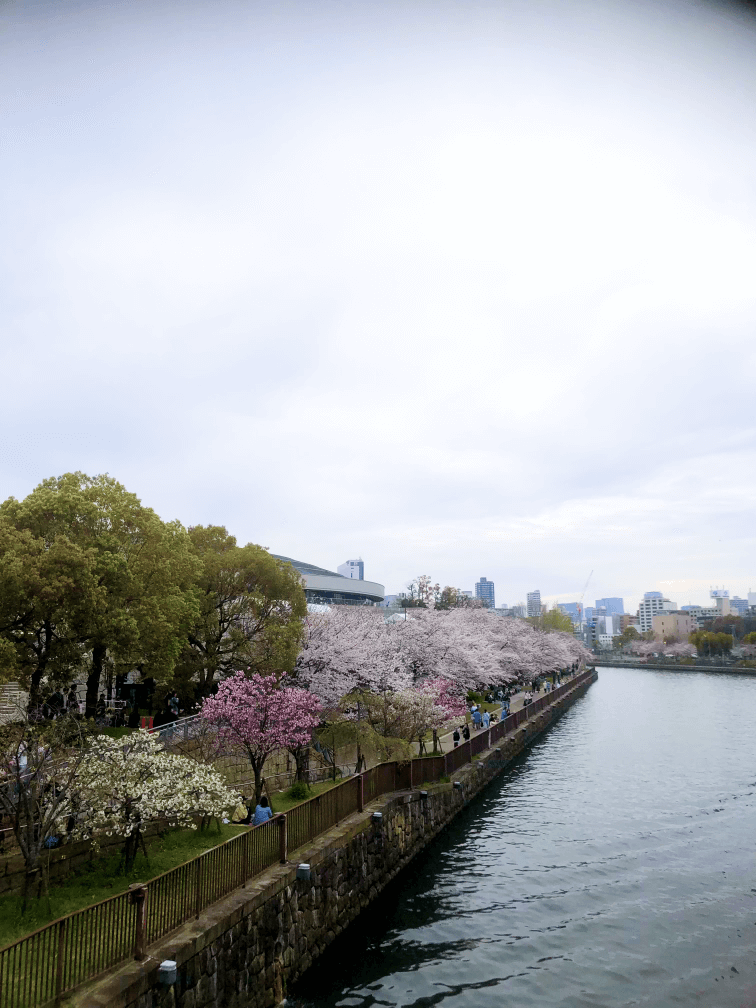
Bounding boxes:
[638,592,676,634]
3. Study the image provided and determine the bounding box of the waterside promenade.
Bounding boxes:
[71,667,597,1008]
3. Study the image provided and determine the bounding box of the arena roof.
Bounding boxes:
[271,555,342,578]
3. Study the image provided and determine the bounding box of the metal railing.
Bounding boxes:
[0,668,594,1008]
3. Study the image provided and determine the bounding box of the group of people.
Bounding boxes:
[226,794,275,826]
[449,675,570,746]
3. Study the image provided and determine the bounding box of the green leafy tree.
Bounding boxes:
[615,626,640,648]
[1,473,201,718]
[173,526,307,703]
[690,630,733,656]
[0,522,99,709]
[527,605,575,633]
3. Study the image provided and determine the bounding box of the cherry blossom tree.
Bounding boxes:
[200,671,322,803]
[288,606,589,704]
[70,730,237,872]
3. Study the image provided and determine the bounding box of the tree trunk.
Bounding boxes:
[86,643,106,720]
[27,621,53,715]
[253,762,264,805]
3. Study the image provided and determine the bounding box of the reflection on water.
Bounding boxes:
[289,668,756,1008]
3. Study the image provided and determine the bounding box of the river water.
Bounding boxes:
[289,666,756,1008]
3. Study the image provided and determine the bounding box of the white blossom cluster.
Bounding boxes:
[60,729,238,844]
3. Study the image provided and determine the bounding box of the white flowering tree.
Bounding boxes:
[69,730,237,872]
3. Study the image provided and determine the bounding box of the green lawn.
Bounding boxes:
[0,822,247,950]
[269,777,344,814]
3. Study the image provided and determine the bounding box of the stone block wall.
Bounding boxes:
[75,672,597,1008]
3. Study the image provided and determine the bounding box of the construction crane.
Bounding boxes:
[577,570,593,623]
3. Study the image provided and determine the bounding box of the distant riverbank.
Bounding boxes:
[591,659,756,674]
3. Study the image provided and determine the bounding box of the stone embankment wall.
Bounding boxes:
[76,671,598,1008]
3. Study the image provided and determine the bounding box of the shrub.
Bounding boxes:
[286,781,311,801]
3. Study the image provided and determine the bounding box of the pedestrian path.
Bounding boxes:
[432,678,573,754]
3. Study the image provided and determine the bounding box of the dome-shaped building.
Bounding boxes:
[272,555,384,606]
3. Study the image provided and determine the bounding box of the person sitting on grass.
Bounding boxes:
[252,795,274,826]
[231,794,250,824]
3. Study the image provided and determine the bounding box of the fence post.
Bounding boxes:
[194,856,203,920]
[358,773,364,813]
[278,814,287,864]
[55,917,67,996]
[129,884,148,960]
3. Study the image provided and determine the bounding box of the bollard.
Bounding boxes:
[453,781,462,790]
[296,863,311,881]
[158,961,177,986]
[371,812,383,822]
[420,790,428,799]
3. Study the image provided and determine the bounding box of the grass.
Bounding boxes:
[0,821,247,950]
[269,777,344,814]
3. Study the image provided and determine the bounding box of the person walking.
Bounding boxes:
[452,728,461,748]
[252,796,274,826]
[462,724,470,742]
[472,709,483,730]
[482,710,490,729]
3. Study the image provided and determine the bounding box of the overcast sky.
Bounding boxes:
[2,0,755,614]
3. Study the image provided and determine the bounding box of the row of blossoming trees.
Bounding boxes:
[196,605,590,803]
[0,601,589,906]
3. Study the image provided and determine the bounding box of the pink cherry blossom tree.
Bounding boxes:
[287,605,590,706]
[200,671,322,803]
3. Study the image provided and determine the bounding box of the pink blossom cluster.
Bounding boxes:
[200,671,322,757]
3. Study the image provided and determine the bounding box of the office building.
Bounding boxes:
[475,577,495,609]
[638,592,675,634]
[730,596,749,616]
[595,597,624,615]
[557,602,582,625]
[710,589,731,616]
[526,590,542,618]
[652,611,694,640]
[337,558,364,580]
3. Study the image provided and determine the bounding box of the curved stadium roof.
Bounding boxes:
[271,555,341,578]
[271,554,384,604]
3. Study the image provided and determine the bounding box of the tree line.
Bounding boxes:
[0,472,306,718]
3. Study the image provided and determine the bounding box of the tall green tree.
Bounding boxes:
[0,521,99,709]
[0,473,201,718]
[173,526,307,703]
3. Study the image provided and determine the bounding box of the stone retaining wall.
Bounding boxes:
[74,672,598,1008]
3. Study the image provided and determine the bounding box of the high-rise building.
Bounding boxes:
[595,597,624,615]
[526,590,541,617]
[730,597,749,616]
[475,577,495,609]
[638,592,675,633]
[557,602,582,624]
[337,558,364,580]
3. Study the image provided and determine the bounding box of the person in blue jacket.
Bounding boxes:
[252,795,274,826]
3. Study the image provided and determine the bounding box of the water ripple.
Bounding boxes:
[290,669,756,1008]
